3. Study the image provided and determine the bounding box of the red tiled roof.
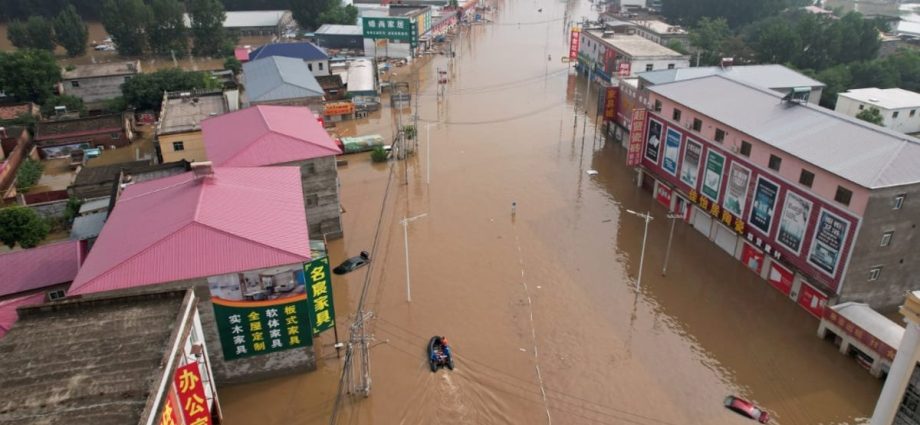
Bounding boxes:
[0,103,36,121]
[202,105,341,167]
[69,167,312,295]
[0,292,46,339]
[0,240,85,298]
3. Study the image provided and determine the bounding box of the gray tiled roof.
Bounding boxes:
[640,64,825,89]
[243,56,324,103]
[649,75,920,189]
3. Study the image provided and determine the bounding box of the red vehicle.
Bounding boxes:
[724,396,769,423]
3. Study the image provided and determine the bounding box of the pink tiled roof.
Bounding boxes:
[0,292,46,339]
[0,240,85,298]
[69,167,312,295]
[202,105,342,167]
[235,47,250,62]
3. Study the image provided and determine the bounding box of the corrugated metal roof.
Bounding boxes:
[69,167,312,295]
[249,42,329,62]
[838,88,920,110]
[649,75,920,189]
[0,240,85,298]
[346,59,376,94]
[202,105,341,167]
[316,24,363,36]
[832,302,904,349]
[243,56,324,102]
[70,212,108,241]
[183,10,290,28]
[585,32,686,58]
[640,64,825,90]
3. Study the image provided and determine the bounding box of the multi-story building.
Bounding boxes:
[835,88,920,134]
[156,90,229,163]
[631,19,690,50]
[242,56,325,116]
[59,61,141,110]
[576,30,690,81]
[631,74,920,314]
[249,41,331,77]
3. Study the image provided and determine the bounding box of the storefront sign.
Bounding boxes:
[324,102,355,116]
[749,176,779,235]
[604,48,617,75]
[825,309,897,360]
[723,162,750,217]
[701,150,724,202]
[655,183,672,208]
[305,257,336,335]
[777,191,812,255]
[626,109,646,166]
[569,27,580,60]
[363,17,418,46]
[741,242,764,274]
[689,188,746,235]
[679,139,702,188]
[767,261,793,295]
[208,265,313,360]
[807,208,850,277]
[175,363,211,425]
[603,87,618,120]
[645,118,662,164]
[158,391,180,425]
[617,62,631,77]
[662,128,681,176]
[796,282,827,318]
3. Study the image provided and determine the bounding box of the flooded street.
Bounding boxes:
[217,0,882,423]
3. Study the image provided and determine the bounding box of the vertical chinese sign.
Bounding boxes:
[569,27,581,61]
[175,363,211,425]
[603,87,618,121]
[209,265,313,361]
[158,390,180,425]
[626,108,646,166]
[305,257,336,335]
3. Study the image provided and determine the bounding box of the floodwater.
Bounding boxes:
[218,0,882,423]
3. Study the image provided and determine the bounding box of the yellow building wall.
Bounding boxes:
[159,131,208,163]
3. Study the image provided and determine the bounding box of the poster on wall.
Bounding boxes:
[777,191,812,255]
[807,208,850,277]
[655,182,672,208]
[701,150,725,202]
[662,128,681,175]
[749,176,779,235]
[741,243,764,275]
[645,119,662,164]
[680,139,702,188]
[723,162,751,217]
[767,261,794,296]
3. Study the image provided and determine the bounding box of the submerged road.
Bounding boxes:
[219,0,882,423]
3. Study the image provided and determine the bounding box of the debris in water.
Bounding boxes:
[519,348,527,352]
[586,169,598,175]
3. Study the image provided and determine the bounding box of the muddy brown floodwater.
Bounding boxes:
[218,0,883,423]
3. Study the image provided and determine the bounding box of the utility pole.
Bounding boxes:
[625,209,653,290]
[661,213,682,276]
[401,213,427,302]
[427,122,433,185]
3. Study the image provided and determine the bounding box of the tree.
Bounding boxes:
[812,64,851,108]
[7,17,55,51]
[689,17,731,66]
[292,0,335,30]
[15,159,44,191]
[188,0,228,57]
[749,17,801,64]
[0,206,51,249]
[101,0,151,56]
[317,2,359,26]
[53,5,89,57]
[856,107,884,126]
[224,56,242,75]
[147,0,188,57]
[0,49,62,103]
[370,145,388,162]
[41,95,86,116]
[121,68,220,110]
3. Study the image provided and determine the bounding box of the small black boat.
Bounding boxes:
[427,336,454,372]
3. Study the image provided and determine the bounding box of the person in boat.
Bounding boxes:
[441,337,451,362]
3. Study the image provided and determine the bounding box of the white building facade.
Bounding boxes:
[835,88,920,134]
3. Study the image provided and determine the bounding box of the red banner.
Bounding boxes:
[797,282,828,318]
[158,393,180,425]
[741,243,764,275]
[655,183,672,208]
[175,363,211,425]
[767,261,793,296]
[604,87,618,121]
[824,308,897,360]
[569,28,580,60]
[617,62,631,77]
[627,108,647,166]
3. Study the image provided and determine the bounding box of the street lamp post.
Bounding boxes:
[625,209,653,290]
[661,213,682,276]
[426,122,433,185]
[400,213,428,302]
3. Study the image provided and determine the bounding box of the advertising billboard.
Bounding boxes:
[701,149,724,202]
[662,128,681,176]
[626,108,647,166]
[749,176,779,235]
[807,208,851,277]
[776,191,812,255]
[723,162,751,217]
[305,257,336,335]
[679,139,702,189]
[569,28,580,60]
[645,118,662,164]
[363,17,418,47]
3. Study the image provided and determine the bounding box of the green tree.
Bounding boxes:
[121,68,220,110]
[689,17,731,66]
[188,0,228,57]
[292,0,335,30]
[833,12,882,64]
[7,17,55,51]
[101,0,151,56]
[15,159,44,191]
[224,56,242,74]
[41,95,86,116]
[370,145,388,162]
[147,0,188,57]
[317,2,359,26]
[0,49,62,103]
[0,206,51,249]
[53,5,89,57]
[749,17,801,64]
[812,64,851,108]
[856,107,884,126]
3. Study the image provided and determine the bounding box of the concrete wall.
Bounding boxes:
[283,156,343,240]
[839,184,920,309]
[250,97,325,118]
[835,97,920,134]
[61,75,131,108]
[159,131,207,164]
[305,59,331,77]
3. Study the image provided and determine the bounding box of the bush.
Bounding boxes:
[403,125,416,140]
[0,206,50,248]
[370,145,389,162]
[15,159,44,191]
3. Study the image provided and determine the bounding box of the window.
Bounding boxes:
[308,63,313,71]
[304,163,316,174]
[672,109,682,122]
[739,141,752,157]
[881,231,893,247]
[645,64,654,71]
[692,118,702,131]
[667,63,675,69]
[306,194,319,207]
[894,194,906,210]
[768,154,782,171]
[71,80,80,88]
[172,141,185,152]
[912,110,917,117]
[653,100,662,112]
[110,132,120,140]
[893,111,900,118]
[47,289,66,301]
[799,169,815,188]
[868,266,882,281]
[858,104,864,110]
[319,62,324,71]
[834,186,852,206]
[714,128,725,143]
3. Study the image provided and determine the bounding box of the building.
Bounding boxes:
[632,74,920,314]
[631,19,690,50]
[202,105,344,239]
[315,24,365,50]
[835,88,920,134]
[68,159,190,199]
[0,102,39,122]
[34,114,134,159]
[576,31,690,81]
[243,56,325,114]
[156,90,230,163]
[250,42,331,77]
[345,58,379,98]
[184,10,295,36]
[317,75,347,100]
[59,61,141,110]
[0,288,221,425]
[638,64,826,104]
[818,301,903,377]
[69,165,320,383]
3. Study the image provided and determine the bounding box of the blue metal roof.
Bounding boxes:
[250,42,329,62]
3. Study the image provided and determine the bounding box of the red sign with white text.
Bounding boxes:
[627,108,647,166]
[175,363,211,425]
[767,261,793,296]
[824,308,897,360]
[655,183,672,208]
[740,243,764,275]
[797,282,828,318]
[569,28,581,60]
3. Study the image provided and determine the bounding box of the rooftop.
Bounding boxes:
[158,91,228,135]
[585,32,687,58]
[832,302,904,350]
[639,64,826,90]
[243,56,325,103]
[70,212,108,241]
[69,167,312,295]
[0,240,86,298]
[632,19,687,35]
[249,41,329,62]
[61,61,140,80]
[183,10,291,28]
[838,87,920,109]
[316,24,363,36]
[35,114,123,141]
[202,105,341,167]
[0,289,193,425]
[649,75,920,189]
[0,102,37,121]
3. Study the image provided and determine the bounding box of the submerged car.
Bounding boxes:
[724,396,769,423]
[333,251,370,275]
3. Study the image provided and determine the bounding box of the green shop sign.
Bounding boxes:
[362,17,418,47]
[305,257,336,335]
[213,296,313,361]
